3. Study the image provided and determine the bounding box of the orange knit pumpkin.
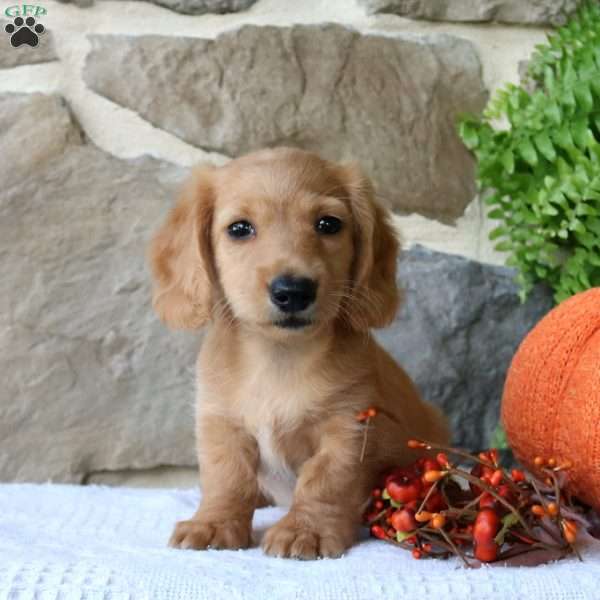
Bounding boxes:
[502,287,600,510]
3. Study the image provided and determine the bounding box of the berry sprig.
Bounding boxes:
[363,434,592,567]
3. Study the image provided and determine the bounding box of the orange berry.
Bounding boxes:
[366,407,377,418]
[561,520,577,544]
[415,511,432,523]
[356,410,368,422]
[534,456,545,467]
[407,439,425,449]
[547,458,557,468]
[423,470,446,483]
[431,513,446,529]
[412,548,422,559]
[547,502,559,517]
[531,504,546,517]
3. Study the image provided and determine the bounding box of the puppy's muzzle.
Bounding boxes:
[269,275,317,327]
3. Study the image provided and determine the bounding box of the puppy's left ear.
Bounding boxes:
[336,163,401,331]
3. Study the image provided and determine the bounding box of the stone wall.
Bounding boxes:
[0,0,565,485]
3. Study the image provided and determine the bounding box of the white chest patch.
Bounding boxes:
[256,426,297,507]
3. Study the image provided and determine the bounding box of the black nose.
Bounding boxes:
[269,275,317,313]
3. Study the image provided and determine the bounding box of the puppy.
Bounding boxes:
[149,147,449,559]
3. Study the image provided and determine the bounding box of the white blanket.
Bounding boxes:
[1,484,599,600]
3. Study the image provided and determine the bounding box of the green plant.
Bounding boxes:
[459,2,600,303]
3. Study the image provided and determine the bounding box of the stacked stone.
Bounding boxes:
[0,0,564,483]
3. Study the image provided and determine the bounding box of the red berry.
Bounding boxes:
[372,488,382,498]
[470,463,495,496]
[474,541,499,562]
[371,525,386,540]
[387,477,422,504]
[490,469,503,487]
[479,492,496,509]
[412,549,422,559]
[405,499,418,511]
[390,508,418,533]
[473,508,501,562]
[425,491,447,513]
[385,467,415,487]
[489,449,499,466]
[423,458,440,473]
[436,452,449,468]
[374,500,384,510]
[511,469,525,483]
[473,508,501,543]
[497,484,515,505]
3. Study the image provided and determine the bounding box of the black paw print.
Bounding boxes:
[5,17,45,48]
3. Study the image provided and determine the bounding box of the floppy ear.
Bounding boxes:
[149,166,216,330]
[337,164,401,331]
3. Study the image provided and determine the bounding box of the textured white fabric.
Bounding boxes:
[1,484,600,600]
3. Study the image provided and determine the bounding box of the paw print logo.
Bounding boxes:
[4,16,45,48]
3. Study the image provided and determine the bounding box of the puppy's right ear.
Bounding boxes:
[149,166,216,330]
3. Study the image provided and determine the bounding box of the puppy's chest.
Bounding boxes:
[237,374,319,506]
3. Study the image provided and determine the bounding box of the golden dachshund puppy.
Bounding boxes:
[149,147,449,559]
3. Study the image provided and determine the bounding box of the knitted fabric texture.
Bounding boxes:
[1,484,600,600]
[502,287,600,510]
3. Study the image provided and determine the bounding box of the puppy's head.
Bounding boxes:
[149,148,400,337]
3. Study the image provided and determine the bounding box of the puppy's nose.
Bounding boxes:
[269,275,317,313]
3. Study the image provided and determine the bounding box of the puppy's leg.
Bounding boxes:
[262,415,369,559]
[170,413,259,551]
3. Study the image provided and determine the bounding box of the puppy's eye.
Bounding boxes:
[315,216,342,235]
[227,220,255,240]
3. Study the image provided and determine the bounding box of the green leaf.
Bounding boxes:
[491,424,509,450]
[489,226,507,240]
[572,118,591,149]
[544,101,561,125]
[495,241,512,252]
[495,512,520,545]
[518,138,538,166]
[534,132,557,161]
[554,125,574,149]
[501,149,515,174]
[459,121,479,149]
[574,81,594,112]
[396,531,411,543]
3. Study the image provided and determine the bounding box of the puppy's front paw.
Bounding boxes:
[262,515,349,559]
[169,518,251,551]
